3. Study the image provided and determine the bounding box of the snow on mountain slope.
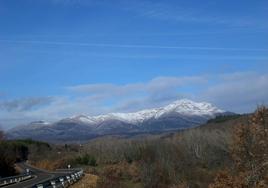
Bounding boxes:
[8,99,228,142]
[69,99,224,125]
[162,99,224,116]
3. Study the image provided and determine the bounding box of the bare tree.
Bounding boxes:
[0,130,4,141]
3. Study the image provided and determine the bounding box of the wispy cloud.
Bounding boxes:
[2,45,268,61]
[31,73,268,114]
[23,0,267,28]
[0,97,54,112]
[120,0,268,28]
[1,40,268,52]
[66,76,206,112]
[68,76,206,96]
[46,0,101,6]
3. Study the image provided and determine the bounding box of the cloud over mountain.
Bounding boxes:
[8,99,227,142]
[0,97,53,112]
[0,72,267,129]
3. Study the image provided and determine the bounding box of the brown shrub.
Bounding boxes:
[70,173,98,188]
[97,164,124,188]
[96,161,141,188]
[210,107,268,188]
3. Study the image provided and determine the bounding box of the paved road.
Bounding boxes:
[5,163,75,188]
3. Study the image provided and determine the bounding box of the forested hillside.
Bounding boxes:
[1,107,267,187]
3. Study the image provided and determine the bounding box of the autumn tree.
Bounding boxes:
[210,107,268,188]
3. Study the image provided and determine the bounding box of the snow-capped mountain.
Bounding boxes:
[66,99,224,124]
[8,99,228,142]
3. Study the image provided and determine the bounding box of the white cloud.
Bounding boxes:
[0,97,53,112]
[200,72,268,112]
[1,72,268,129]
[68,76,206,94]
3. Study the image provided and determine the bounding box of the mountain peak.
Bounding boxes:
[163,99,223,115]
[172,98,195,103]
[68,99,224,124]
[8,99,229,142]
[170,99,212,106]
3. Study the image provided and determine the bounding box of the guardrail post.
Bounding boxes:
[36,184,44,188]
[71,174,76,182]
[0,173,33,187]
[66,175,71,184]
[59,177,65,187]
[1,168,84,188]
[50,180,56,188]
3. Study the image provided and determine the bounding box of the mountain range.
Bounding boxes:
[7,99,230,142]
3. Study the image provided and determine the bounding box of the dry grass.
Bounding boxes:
[70,174,99,188]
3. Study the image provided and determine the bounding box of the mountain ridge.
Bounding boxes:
[7,99,229,142]
[65,99,224,124]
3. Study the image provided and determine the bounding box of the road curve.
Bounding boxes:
[5,162,76,188]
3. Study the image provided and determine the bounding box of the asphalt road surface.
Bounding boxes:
[5,162,75,188]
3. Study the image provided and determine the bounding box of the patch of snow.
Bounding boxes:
[69,99,225,125]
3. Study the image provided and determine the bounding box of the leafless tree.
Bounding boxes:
[0,130,5,141]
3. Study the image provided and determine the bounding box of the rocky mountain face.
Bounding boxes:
[8,99,229,142]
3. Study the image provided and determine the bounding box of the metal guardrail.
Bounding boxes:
[0,169,84,188]
[32,169,84,188]
[0,173,33,187]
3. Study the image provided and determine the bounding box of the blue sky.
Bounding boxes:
[0,0,268,128]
